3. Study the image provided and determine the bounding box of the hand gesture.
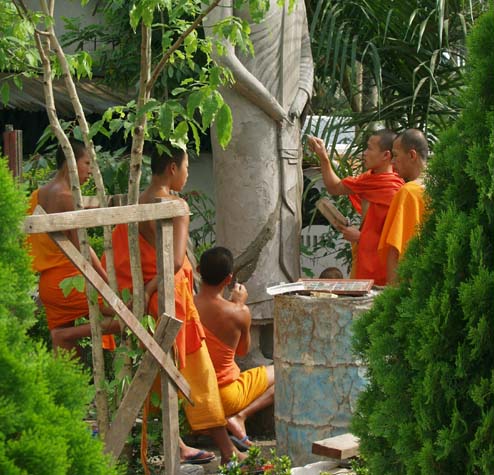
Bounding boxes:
[307,136,329,161]
[337,224,360,243]
[230,283,248,304]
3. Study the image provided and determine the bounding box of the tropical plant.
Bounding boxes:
[351,5,494,473]
[307,0,489,144]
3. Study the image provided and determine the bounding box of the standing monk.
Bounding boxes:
[194,247,275,451]
[27,139,118,354]
[111,143,243,465]
[308,130,404,285]
[379,129,428,283]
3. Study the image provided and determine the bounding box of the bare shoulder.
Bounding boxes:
[38,182,75,213]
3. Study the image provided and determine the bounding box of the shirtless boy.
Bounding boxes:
[27,139,119,354]
[195,246,275,451]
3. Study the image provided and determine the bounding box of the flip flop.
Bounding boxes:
[181,450,216,465]
[229,435,252,452]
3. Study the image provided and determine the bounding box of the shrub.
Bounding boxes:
[351,7,494,474]
[0,159,121,475]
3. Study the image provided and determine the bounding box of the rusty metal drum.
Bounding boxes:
[273,293,375,466]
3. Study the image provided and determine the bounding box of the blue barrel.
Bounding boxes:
[273,293,374,466]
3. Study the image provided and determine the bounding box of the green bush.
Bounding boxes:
[351,7,494,475]
[0,159,121,475]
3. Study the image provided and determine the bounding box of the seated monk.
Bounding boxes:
[194,246,275,451]
[27,138,119,355]
[110,142,243,465]
[379,129,428,283]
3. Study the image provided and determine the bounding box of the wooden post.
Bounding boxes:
[156,214,180,475]
[2,124,22,178]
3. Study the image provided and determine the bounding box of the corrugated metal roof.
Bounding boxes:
[0,74,132,117]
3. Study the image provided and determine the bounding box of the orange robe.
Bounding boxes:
[342,171,404,285]
[202,325,240,387]
[378,181,425,263]
[111,223,226,432]
[110,223,204,369]
[27,190,115,350]
[202,326,268,417]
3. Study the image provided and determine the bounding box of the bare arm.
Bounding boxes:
[203,0,287,122]
[386,246,400,284]
[60,193,108,282]
[307,136,351,195]
[230,283,251,356]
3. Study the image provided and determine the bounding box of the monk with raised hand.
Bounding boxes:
[194,247,275,452]
[194,247,274,450]
[27,138,119,355]
[110,142,243,466]
[379,129,428,283]
[308,131,404,285]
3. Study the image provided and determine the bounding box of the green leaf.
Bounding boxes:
[187,89,204,117]
[59,277,73,298]
[215,104,232,149]
[73,275,86,293]
[171,121,189,149]
[0,82,9,105]
[201,91,222,130]
[159,104,174,138]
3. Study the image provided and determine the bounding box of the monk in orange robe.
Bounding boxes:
[111,143,243,465]
[379,129,428,283]
[27,139,118,354]
[194,247,274,452]
[308,130,404,285]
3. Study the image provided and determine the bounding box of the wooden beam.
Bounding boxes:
[312,433,360,460]
[49,230,191,400]
[156,218,180,474]
[105,313,181,459]
[24,200,189,233]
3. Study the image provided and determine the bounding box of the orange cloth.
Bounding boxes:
[218,366,268,417]
[378,181,425,261]
[342,171,404,285]
[27,190,115,350]
[110,223,225,464]
[202,325,241,387]
[202,326,268,416]
[110,223,205,369]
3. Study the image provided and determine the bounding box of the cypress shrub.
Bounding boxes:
[352,7,494,474]
[0,159,121,475]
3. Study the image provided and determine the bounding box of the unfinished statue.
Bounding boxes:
[203,0,313,347]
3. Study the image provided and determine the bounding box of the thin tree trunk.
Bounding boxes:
[127,23,152,323]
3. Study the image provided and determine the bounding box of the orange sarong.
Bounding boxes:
[342,171,404,285]
[203,326,267,416]
[27,190,115,350]
[378,181,425,262]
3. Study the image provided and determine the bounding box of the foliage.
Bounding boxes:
[0,158,35,326]
[182,190,216,258]
[307,0,489,146]
[0,159,121,475]
[351,6,494,474]
[218,447,291,475]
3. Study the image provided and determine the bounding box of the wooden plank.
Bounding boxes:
[156,218,180,475]
[49,230,191,400]
[24,199,189,233]
[105,313,181,458]
[312,433,360,460]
